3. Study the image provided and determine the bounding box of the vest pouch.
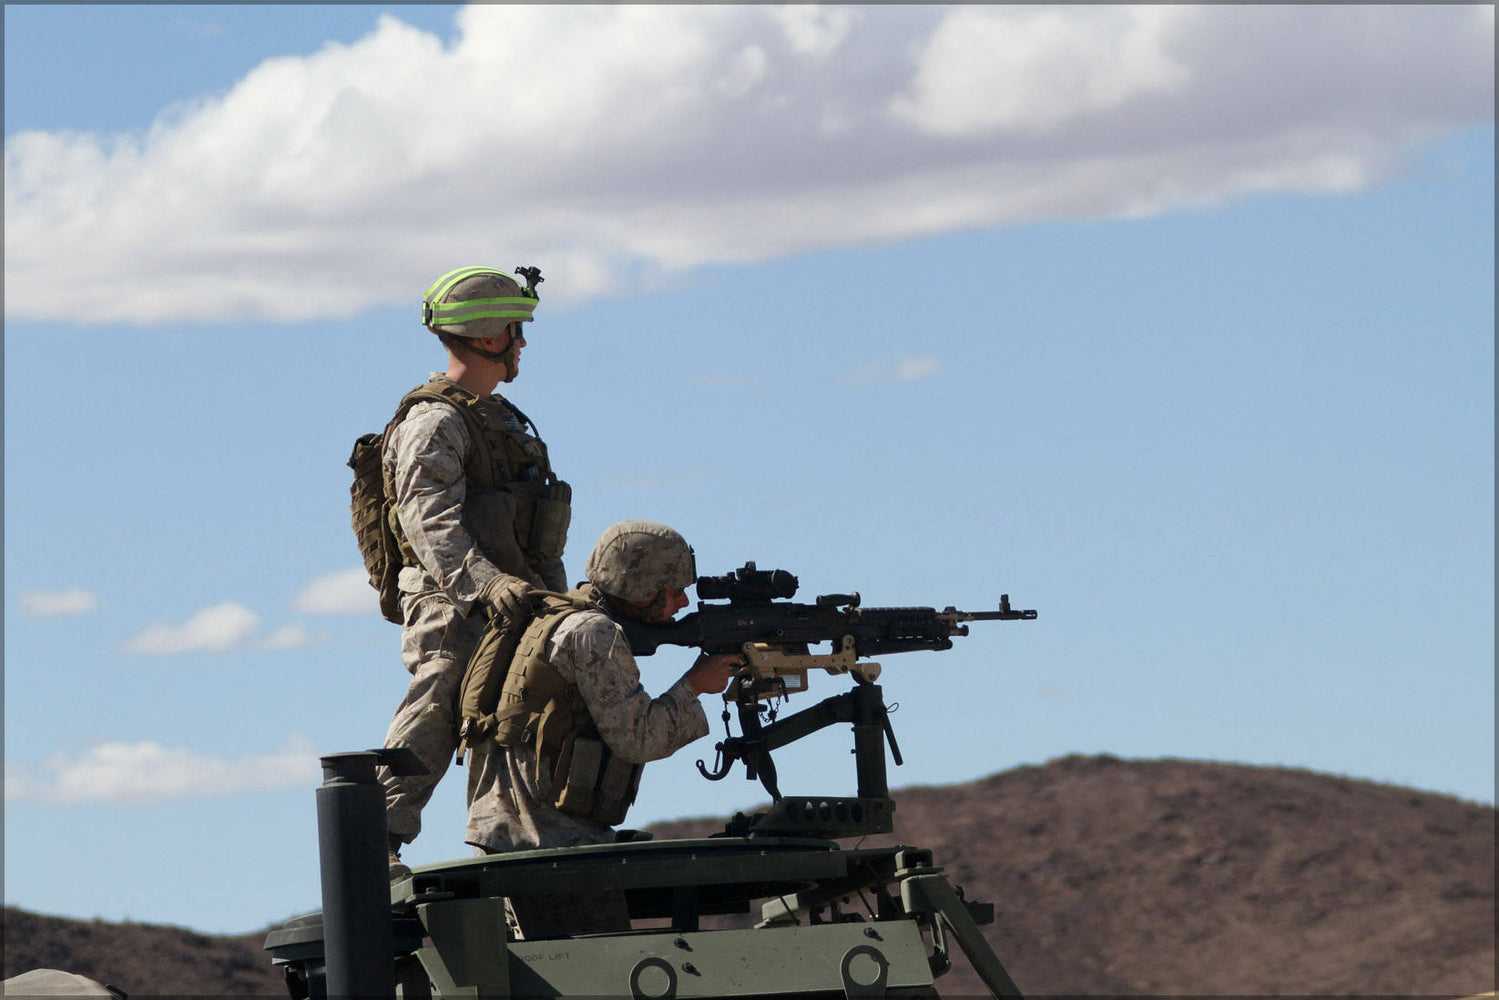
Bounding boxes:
[593,753,642,827]
[463,489,533,580]
[502,433,552,479]
[555,737,604,819]
[534,696,578,757]
[532,698,580,796]
[526,483,572,563]
[510,488,538,559]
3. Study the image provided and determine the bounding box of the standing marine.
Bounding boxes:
[362,265,572,875]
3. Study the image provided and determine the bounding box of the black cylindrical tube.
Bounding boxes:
[317,752,395,999]
[850,683,889,800]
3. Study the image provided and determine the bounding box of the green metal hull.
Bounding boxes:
[268,836,1023,999]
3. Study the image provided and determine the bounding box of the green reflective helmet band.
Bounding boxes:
[423,265,507,304]
[428,297,537,326]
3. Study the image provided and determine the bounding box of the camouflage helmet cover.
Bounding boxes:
[585,520,697,603]
[1,969,120,996]
[422,266,538,339]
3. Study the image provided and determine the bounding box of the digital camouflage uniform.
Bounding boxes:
[465,604,708,939]
[381,373,566,845]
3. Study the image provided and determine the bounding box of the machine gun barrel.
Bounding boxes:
[939,595,1040,626]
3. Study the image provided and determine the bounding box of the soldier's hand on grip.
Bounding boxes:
[686,652,740,696]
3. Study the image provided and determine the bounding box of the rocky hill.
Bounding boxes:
[5,755,1494,997]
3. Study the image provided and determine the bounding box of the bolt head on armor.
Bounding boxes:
[585,520,696,603]
[422,266,537,340]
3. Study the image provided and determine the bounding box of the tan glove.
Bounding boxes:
[480,575,533,625]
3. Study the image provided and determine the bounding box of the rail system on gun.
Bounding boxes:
[691,561,1036,695]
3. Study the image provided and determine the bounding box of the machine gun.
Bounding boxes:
[617,562,1037,837]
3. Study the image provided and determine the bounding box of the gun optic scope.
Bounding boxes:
[696,561,799,603]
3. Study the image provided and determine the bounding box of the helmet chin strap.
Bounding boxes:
[458,324,518,368]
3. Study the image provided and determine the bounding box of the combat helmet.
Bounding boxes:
[422,265,542,340]
[585,520,696,603]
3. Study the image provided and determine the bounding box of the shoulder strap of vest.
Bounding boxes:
[393,382,497,491]
[543,583,603,614]
[514,585,605,660]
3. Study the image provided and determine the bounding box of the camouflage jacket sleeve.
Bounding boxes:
[550,611,710,765]
[533,556,569,593]
[384,400,505,613]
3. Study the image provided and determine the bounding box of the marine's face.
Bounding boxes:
[663,584,690,620]
[629,584,690,624]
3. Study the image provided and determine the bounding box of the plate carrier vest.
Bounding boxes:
[349,379,571,623]
[459,584,643,827]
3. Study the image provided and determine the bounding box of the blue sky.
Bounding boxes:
[4,5,1493,935]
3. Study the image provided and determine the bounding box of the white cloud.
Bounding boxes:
[4,5,1490,325]
[895,357,941,382]
[3,735,321,805]
[768,5,861,59]
[19,588,99,618]
[843,356,942,385]
[121,601,261,654]
[261,623,316,650]
[890,6,1189,136]
[293,566,379,615]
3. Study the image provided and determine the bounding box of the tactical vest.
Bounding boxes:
[459,585,643,827]
[385,379,572,583]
